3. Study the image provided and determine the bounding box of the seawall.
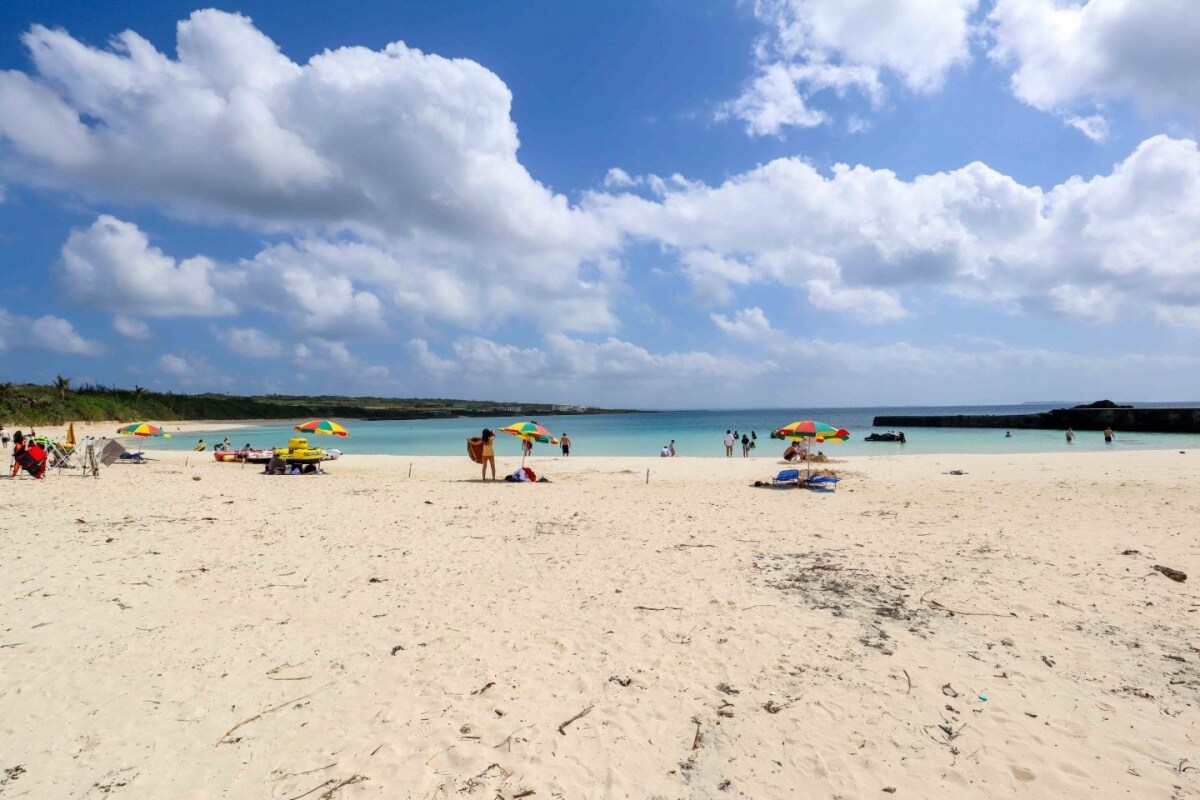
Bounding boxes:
[873,407,1200,433]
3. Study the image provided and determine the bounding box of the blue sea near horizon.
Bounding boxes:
[160,403,1200,458]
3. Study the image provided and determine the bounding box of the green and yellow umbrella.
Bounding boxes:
[294,419,349,437]
[116,422,171,438]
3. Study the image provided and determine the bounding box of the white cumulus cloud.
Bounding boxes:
[60,216,234,317]
[214,326,285,358]
[1,10,622,334]
[725,0,979,135]
[589,134,1200,328]
[112,315,152,340]
[0,308,101,355]
[408,333,776,407]
[990,0,1200,127]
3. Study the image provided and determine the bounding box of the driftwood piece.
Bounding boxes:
[926,599,1015,617]
[217,691,317,744]
[557,705,593,735]
[1154,565,1188,582]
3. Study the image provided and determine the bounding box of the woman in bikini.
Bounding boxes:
[481,428,496,480]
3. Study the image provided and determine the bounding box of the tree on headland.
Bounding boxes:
[54,375,71,402]
[0,382,11,405]
[134,385,147,415]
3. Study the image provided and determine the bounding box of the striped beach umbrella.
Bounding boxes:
[774,419,849,476]
[773,420,850,443]
[294,419,349,437]
[500,421,558,466]
[116,422,171,438]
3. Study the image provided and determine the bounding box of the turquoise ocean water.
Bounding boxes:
[163,404,1200,458]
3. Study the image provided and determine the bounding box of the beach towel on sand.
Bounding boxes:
[505,467,537,482]
[467,437,484,464]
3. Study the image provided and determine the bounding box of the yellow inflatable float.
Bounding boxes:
[274,436,324,463]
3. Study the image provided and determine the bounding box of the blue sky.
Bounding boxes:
[2,0,1199,407]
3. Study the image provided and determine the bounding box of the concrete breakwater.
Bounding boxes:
[874,406,1200,433]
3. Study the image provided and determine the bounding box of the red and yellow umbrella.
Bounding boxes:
[294,419,349,437]
[116,422,171,438]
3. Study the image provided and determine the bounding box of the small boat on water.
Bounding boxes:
[865,431,906,443]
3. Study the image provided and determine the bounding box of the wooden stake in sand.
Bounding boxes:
[408,463,412,478]
[645,469,650,484]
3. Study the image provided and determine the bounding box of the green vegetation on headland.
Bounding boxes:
[0,379,636,427]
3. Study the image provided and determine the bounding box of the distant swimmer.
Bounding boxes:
[1065,428,1074,444]
[1104,427,1114,444]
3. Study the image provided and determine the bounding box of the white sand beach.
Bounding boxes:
[2,436,1197,798]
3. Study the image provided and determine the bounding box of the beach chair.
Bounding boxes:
[45,440,76,471]
[77,436,100,477]
[12,443,48,478]
[801,475,840,492]
[771,469,801,486]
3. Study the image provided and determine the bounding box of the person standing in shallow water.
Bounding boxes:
[1103,427,1114,444]
[560,433,570,457]
[741,433,751,457]
[723,430,735,457]
[1065,428,1075,444]
[481,428,496,480]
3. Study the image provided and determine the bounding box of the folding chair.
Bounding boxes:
[771,468,801,486]
[800,475,840,492]
[45,440,76,472]
[78,436,100,477]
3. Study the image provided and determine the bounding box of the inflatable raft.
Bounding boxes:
[274,437,324,464]
[213,448,274,464]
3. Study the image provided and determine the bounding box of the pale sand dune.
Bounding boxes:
[1,447,1198,798]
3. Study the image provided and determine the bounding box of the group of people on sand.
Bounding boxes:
[723,429,757,457]
[476,426,572,481]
